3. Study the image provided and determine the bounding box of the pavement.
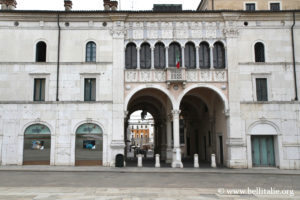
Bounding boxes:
[0,165,300,175]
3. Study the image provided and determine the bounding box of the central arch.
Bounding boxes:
[125,87,174,167]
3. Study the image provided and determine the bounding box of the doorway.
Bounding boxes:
[251,135,275,167]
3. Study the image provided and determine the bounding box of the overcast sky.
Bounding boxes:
[17,0,200,11]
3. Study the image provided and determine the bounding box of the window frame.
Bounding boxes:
[252,73,271,102]
[254,42,266,63]
[35,41,47,62]
[125,43,137,69]
[184,42,196,69]
[154,42,166,69]
[199,42,211,69]
[213,42,226,69]
[244,2,257,11]
[269,2,281,11]
[84,78,96,101]
[29,73,50,101]
[85,41,97,62]
[168,42,182,68]
[33,78,46,101]
[80,73,100,101]
[140,43,151,69]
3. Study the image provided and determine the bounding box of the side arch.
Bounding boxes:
[176,84,229,111]
[247,120,280,135]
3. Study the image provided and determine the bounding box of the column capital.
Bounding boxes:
[124,110,129,118]
[136,47,140,50]
[172,110,181,116]
[209,45,214,49]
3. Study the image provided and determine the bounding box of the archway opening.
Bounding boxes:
[179,87,227,167]
[23,124,51,165]
[75,123,103,166]
[125,88,173,167]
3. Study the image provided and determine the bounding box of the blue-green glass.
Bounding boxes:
[267,137,275,166]
[25,124,50,135]
[76,123,102,135]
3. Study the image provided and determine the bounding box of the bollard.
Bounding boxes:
[137,154,143,167]
[194,154,199,168]
[155,154,160,168]
[211,154,216,168]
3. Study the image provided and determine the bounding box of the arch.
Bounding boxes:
[76,123,103,135]
[86,41,97,62]
[185,42,196,69]
[140,42,151,69]
[254,42,265,62]
[36,41,47,62]
[24,124,51,135]
[22,121,53,136]
[213,41,225,69]
[177,84,229,111]
[154,42,166,69]
[168,42,182,68]
[124,85,176,111]
[199,41,210,69]
[125,42,137,69]
[247,120,280,135]
[73,120,106,136]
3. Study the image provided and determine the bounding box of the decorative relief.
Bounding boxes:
[125,71,138,82]
[214,71,227,82]
[199,71,212,82]
[162,30,173,38]
[186,70,198,82]
[223,28,239,38]
[206,29,217,38]
[175,30,187,38]
[154,71,166,82]
[133,30,143,39]
[148,30,158,39]
[140,71,151,82]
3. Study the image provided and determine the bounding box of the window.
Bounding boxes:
[36,41,47,62]
[199,42,210,69]
[154,42,166,69]
[140,43,151,69]
[246,3,256,11]
[213,42,225,69]
[270,3,280,11]
[125,43,137,69]
[185,42,196,69]
[255,42,265,62]
[84,78,96,101]
[34,78,45,101]
[168,42,182,68]
[256,78,268,101]
[86,42,96,62]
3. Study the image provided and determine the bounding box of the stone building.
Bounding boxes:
[0,0,299,169]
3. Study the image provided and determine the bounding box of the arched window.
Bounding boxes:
[213,42,225,69]
[168,42,182,68]
[154,42,165,69]
[86,41,96,62]
[36,41,47,62]
[140,43,151,69]
[185,42,196,69]
[125,43,137,69]
[199,42,210,69]
[23,124,51,165]
[255,42,265,62]
[75,123,103,166]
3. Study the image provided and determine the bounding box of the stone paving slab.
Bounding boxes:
[0,187,298,200]
[0,165,300,175]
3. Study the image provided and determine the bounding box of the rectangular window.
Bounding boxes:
[84,78,96,101]
[256,78,268,101]
[34,78,45,101]
[270,3,280,11]
[246,3,256,11]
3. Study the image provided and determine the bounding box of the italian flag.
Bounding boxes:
[176,50,180,69]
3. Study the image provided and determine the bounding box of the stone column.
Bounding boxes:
[166,114,172,163]
[224,46,228,68]
[181,46,185,68]
[196,46,200,69]
[210,45,214,69]
[165,47,169,68]
[172,110,183,168]
[0,133,2,165]
[137,47,140,69]
[151,46,155,69]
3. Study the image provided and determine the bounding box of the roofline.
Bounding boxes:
[0,9,300,14]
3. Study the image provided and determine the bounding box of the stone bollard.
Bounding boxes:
[155,154,160,168]
[137,154,143,167]
[211,154,216,168]
[194,154,199,168]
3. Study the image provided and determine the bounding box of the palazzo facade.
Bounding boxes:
[0,0,300,169]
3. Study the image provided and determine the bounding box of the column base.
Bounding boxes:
[166,147,172,163]
[171,148,183,168]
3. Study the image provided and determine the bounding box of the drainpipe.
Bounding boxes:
[56,14,61,101]
[212,0,214,10]
[291,12,298,101]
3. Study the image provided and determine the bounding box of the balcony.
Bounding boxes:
[125,68,227,86]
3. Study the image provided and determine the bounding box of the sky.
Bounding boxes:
[16,0,200,11]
